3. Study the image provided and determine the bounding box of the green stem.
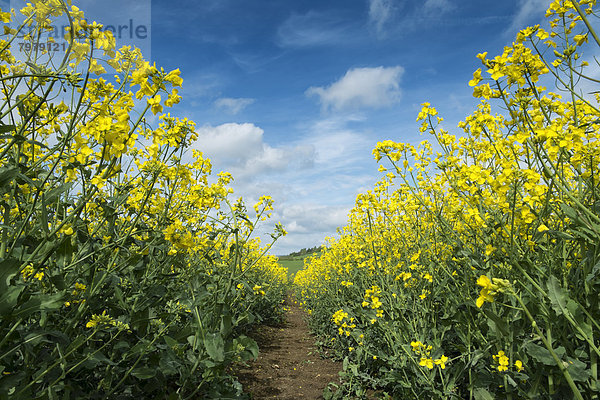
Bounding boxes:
[104,321,173,398]
[571,1,600,48]
[513,293,583,400]
[14,330,96,397]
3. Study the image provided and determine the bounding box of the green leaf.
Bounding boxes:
[82,350,115,369]
[26,61,41,73]
[65,335,87,354]
[204,332,225,362]
[25,139,48,150]
[23,331,51,347]
[0,166,18,187]
[48,273,66,290]
[0,258,20,290]
[164,336,178,348]
[0,285,24,316]
[0,124,15,133]
[130,341,149,355]
[235,335,258,361]
[560,203,600,241]
[131,307,149,334]
[44,181,73,204]
[565,357,591,382]
[114,340,129,352]
[14,292,64,318]
[586,260,600,284]
[481,307,509,337]
[220,313,232,337]
[159,355,179,376]
[466,349,485,368]
[506,374,517,388]
[473,387,494,400]
[547,275,578,317]
[560,203,580,222]
[525,342,565,366]
[131,366,156,379]
[549,230,575,240]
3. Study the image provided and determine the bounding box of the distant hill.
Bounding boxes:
[278,246,323,260]
[277,246,324,277]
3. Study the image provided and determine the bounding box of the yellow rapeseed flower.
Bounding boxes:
[514,359,524,372]
[86,310,114,329]
[476,275,497,308]
[493,350,510,372]
[434,355,449,369]
[419,357,434,369]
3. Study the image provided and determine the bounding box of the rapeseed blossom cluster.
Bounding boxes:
[20,264,46,281]
[295,1,599,398]
[493,350,524,373]
[253,285,266,296]
[476,275,511,308]
[332,309,356,336]
[86,310,130,331]
[0,2,289,397]
[493,350,510,372]
[411,341,448,370]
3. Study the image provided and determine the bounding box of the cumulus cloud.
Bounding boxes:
[279,204,350,234]
[195,123,264,163]
[214,97,255,114]
[242,144,315,178]
[276,11,350,47]
[189,118,385,255]
[257,202,353,255]
[306,66,404,111]
[193,123,315,178]
[368,0,393,34]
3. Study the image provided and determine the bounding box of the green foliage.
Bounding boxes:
[279,258,305,278]
[0,2,287,398]
[295,1,600,398]
[284,246,323,258]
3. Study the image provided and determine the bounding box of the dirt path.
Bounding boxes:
[236,296,343,399]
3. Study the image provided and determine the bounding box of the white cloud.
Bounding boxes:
[308,119,370,166]
[178,71,223,102]
[369,0,393,34]
[195,123,264,163]
[276,11,350,47]
[506,0,548,35]
[367,0,455,35]
[279,204,350,234]
[193,123,315,179]
[188,116,390,256]
[306,66,404,111]
[423,0,454,15]
[214,97,255,114]
[242,144,315,178]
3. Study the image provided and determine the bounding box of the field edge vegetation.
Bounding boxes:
[0,2,288,398]
[295,1,600,398]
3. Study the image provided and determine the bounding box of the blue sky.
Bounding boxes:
[6,0,553,255]
[146,0,553,255]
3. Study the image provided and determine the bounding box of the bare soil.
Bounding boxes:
[235,296,343,399]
